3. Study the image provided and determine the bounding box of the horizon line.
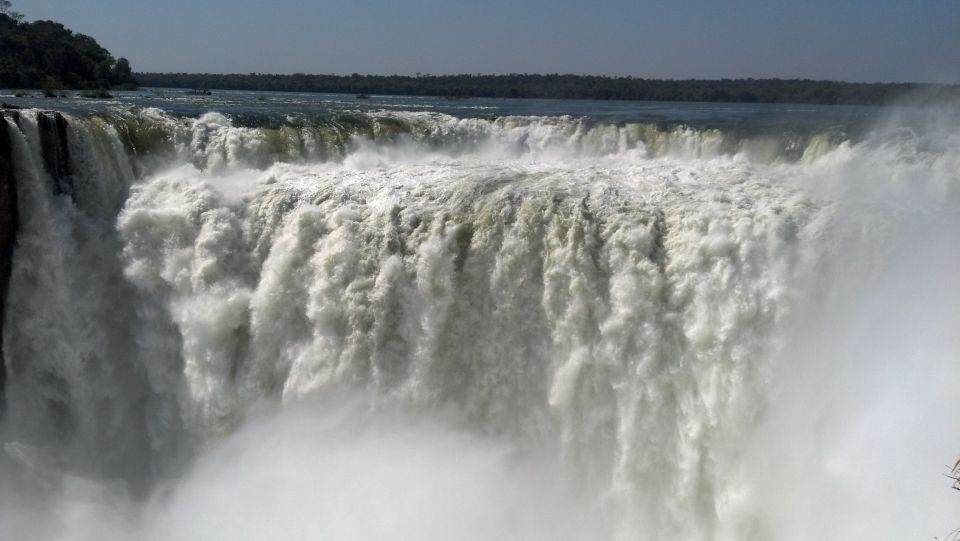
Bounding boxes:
[133,72,960,87]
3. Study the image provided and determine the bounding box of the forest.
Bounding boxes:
[135,72,960,106]
[0,10,136,91]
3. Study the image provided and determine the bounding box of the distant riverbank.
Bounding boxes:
[134,72,960,106]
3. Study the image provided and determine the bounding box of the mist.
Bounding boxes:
[1,396,606,541]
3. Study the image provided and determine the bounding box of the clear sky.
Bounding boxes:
[16,0,960,83]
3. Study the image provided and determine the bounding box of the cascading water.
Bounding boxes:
[0,102,957,540]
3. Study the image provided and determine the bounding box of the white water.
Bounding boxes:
[0,108,958,540]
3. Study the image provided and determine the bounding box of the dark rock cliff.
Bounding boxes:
[36,112,73,199]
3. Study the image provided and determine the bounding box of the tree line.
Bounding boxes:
[135,72,960,106]
[0,11,136,91]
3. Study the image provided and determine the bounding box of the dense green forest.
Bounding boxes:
[136,72,960,106]
[0,8,136,91]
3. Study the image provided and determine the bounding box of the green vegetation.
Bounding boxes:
[0,7,136,91]
[135,72,960,106]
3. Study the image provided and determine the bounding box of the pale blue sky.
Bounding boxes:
[17,0,960,83]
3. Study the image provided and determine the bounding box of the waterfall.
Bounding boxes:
[1,106,957,540]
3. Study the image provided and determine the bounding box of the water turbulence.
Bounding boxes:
[0,106,957,540]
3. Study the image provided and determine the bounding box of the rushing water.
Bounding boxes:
[0,93,957,540]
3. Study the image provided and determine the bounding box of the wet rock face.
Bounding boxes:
[36,112,73,199]
[0,112,17,410]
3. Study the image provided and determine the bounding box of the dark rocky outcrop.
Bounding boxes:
[0,111,18,413]
[36,112,73,199]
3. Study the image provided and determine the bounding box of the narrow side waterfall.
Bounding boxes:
[0,106,957,540]
[0,113,17,410]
